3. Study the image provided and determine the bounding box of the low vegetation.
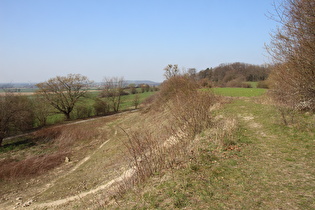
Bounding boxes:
[0,79,314,209]
[0,1,314,208]
[212,87,266,97]
[108,96,314,209]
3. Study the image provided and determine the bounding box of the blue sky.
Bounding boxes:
[0,0,278,83]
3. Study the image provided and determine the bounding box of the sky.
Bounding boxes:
[0,0,278,83]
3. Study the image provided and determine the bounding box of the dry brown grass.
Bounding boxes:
[0,152,69,180]
[112,76,223,199]
[0,118,107,181]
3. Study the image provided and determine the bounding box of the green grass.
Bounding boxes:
[107,97,315,209]
[212,87,266,97]
[43,91,156,124]
[120,91,155,110]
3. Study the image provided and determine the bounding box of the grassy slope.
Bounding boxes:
[0,92,156,209]
[1,88,314,209]
[108,93,315,209]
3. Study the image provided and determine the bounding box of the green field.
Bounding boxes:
[212,87,266,97]
[43,91,156,125]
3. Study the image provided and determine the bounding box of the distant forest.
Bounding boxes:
[197,62,270,87]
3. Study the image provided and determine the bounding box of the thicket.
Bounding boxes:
[119,70,221,193]
[0,92,34,146]
[267,0,315,112]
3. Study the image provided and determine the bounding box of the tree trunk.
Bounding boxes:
[65,112,71,120]
[0,138,3,147]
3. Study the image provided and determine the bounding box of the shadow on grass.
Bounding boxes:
[0,138,36,153]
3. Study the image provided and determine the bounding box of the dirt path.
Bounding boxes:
[33,167,136,209]
[0,112,133,210]
[35,139,112,197]
[27,126,189,209]
[226,99,315,209]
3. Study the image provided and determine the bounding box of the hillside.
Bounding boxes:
[0,88,314,209]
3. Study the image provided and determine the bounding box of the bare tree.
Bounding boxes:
[266,0,315,111]
[102,77,125,113]
[163,64,179,79]
[187,68,197,80]
[31,95,53,126]
[0,92,33,146]
[36,74,93,120]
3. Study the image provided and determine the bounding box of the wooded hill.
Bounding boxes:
[198,62,270,87]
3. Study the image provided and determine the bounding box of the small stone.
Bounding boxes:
[65,157,70,163]
[22,200,33,207]
[16,197,22,201]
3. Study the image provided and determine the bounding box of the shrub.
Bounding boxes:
[168,90,216,136]
[73,104,93,119]
[121,73,219,191]
[198,78,212,88]
[257,80,269,89]
[266,0,315,112]
[158,75,199,103]
[226,79,251,88]
[130,87,137,94]
[93,99,110,116]
[0,152,69,180]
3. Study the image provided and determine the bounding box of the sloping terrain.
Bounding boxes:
[105,97,315,209]
[0,94,314,209]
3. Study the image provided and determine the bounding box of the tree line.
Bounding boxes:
[197,62,270,87]
[0,74,158,146]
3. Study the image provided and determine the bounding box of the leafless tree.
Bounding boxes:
[36,74,93,120]
[163,64,179,79]
[31,95,54,126]
[0,92,33,146]
[102,77,125,113]
[266,0,315,111]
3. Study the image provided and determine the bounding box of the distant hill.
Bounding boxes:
[0,80,161,89]
[125,80,160,86]
[0,83,37,89]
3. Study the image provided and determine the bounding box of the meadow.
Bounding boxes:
[212,87,266,97]
[38,90,156,125]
